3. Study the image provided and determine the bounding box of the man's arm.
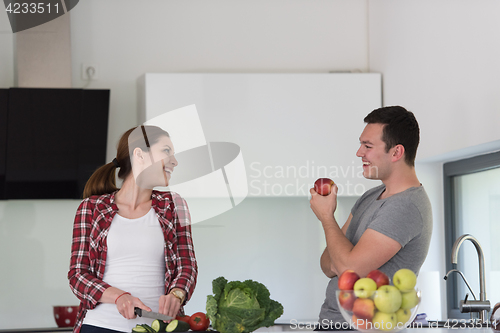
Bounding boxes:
[320,213,352,278]
[312,188,401,278]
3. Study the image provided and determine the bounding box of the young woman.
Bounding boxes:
[68,125,197,333]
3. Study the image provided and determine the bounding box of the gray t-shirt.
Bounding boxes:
[318,184,433,326]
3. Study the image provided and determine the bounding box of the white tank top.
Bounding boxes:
[83,208,166,332]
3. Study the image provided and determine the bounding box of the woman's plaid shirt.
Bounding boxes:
[67,190,197,333]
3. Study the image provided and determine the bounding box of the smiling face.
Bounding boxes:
[356,123,394,181]
[133,135,178,189]
[148,135,178,183]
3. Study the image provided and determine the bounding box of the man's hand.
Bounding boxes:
[310,184,338,224]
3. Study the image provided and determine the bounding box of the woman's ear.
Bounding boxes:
[133,147,145,163]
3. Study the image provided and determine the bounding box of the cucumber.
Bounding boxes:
[166,319,191,332]
[151,319,168,332]
[141,324,156,333]
[132,325,148,333]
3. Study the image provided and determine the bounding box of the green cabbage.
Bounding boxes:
[206,277,284,333]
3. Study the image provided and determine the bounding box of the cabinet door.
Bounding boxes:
[140,73,382,198]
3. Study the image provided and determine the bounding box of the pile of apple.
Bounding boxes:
[337,268,419,331]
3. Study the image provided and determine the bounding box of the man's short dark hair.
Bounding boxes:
[364,106,420,166]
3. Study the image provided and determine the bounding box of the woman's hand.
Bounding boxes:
[158,293,182,320]
[115,294,151,319]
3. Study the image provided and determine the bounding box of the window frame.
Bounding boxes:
[443,150,500,319]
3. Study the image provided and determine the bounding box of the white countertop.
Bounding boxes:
[0,322,495,333]
[254,322,496,333]
[256,328,494,333]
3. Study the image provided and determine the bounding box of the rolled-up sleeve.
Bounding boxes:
[169,194,197,303]
[67,198,111,309]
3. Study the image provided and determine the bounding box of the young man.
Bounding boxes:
[310,106,432,328]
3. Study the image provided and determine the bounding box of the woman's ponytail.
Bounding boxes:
[82,162,118,198]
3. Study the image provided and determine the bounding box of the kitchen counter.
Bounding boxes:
[262,326,495,333]
[253,322,496,332]
[0,323,495,333]
[0,328,72,333]
[256,328,495,333]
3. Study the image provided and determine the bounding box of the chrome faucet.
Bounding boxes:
[444,268,477,300]
[445,234,490,323]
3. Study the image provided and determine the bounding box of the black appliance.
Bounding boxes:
[0,88,110,199]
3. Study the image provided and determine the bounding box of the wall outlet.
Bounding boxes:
[81,64,99,80]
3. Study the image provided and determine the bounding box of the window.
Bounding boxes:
[444,151,500,320]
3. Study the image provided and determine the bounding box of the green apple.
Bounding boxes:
[401,289,419,309]
[393,268,417,291]
[353,278,377,298]
[396,308,412,326]
[374,285,402,313]
[372,311,397,331]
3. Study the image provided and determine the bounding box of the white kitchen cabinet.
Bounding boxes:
[138,73,382,199]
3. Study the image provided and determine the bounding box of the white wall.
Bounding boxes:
[369,0,500,320]
[369,0,500,160]
[184,196,356,323]
[0,199,81,329]
[1,0,500,328]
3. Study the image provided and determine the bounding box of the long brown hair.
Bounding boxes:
[82,125,170,198]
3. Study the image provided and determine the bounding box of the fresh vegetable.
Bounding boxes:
[132,325,148,333]
[166,319,191,332]
[176,315,191,324]
[143,324,157,333]
[206,276,284,333]
[189,312,210,331]
[151,319,168,332]
[132,324,155,333]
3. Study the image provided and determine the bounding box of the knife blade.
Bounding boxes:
[134,307,174,321]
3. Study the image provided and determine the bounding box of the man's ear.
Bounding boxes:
[391,144,405,162]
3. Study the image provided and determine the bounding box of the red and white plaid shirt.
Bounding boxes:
[68,190,197,333]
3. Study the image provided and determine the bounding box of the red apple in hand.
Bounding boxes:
[338,270,360,290]
[314,178,335,196]
[366,269,390,288]
[352,297,376,320]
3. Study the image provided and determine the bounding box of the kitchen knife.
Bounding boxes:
[134,307,174,321]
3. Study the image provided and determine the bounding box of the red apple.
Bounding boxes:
[352,297,376,320]
[338,270,360,290]
[352,314,372,330]
[366,269,390,288]
[338,290,356,311]
[314,178,335,196]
